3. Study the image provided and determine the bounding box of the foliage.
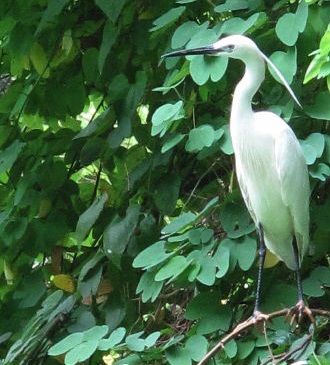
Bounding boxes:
[0,0,329,364]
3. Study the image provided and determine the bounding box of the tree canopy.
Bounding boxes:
[0,0,329,364]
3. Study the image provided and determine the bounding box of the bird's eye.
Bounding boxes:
[221,44,235,53]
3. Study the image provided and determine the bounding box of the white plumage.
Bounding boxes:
[163,34,310,314]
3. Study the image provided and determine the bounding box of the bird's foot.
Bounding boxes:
[288,300,316,330]
[251,310,269,324]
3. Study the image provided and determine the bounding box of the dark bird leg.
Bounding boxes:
[291,237,315,327]
[292,237,303,303]
[253,223,267,317]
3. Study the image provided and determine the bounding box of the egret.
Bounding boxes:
[162,35,311,320]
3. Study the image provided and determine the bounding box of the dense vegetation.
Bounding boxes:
[0,0,329,364]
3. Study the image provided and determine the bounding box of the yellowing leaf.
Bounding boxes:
[30,42,50,78]
[53,274,75,293]
[264,249,279,269]
[61,29,73,55]
[4,260,15,285]
[37,199,52,218]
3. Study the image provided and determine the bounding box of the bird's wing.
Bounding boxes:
[274,126,310,256]
[235,157,257,224]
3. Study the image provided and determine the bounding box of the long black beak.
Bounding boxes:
[162,44,219,58]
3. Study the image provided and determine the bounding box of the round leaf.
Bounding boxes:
[185,125,215,152]
[225,339,238,358]
[48,332,84,356]
[189,56,210,86]
[276,13,298,46]
[185,335,208,361]
[155,256,190,281]
[65,339,98,365]
[166,346,192,365]
[171,21,200,49]
[83,325,108,341]
[133,241,170,269]
[235,236,257,271]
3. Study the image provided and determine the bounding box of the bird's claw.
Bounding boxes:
[287,300,316,330]
[251,310,270,324]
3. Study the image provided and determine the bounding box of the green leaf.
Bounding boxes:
[0,16,16,38]
[305,91,330,120]
[136,270,164,302]
[300,133,325,165]
[238,340,255,359]
[108,71,146,147]
[98,327,126,351]
[275,2,307,46]
[236,236,257,271]
[225,339,238,358]
[185,125,215,152]
[171,21,200,49]
[36,0,69,34]
[48,332,84,356]
[276,13,298,46]
[220,13,263,35]
[155,256,190,281]
[295,0,308,33]
[188,228,203,245]
[0,140,25,174]
[104,205,140,255]
[214,245,230,278]
[65,339,98,365]
[305,133,325,158]
[185,292,232,334]
[95,0,127,22]
[13,269,46,308]
[219,125,234,155]
[145,331,161,348]
[166,346,192,365]
[310,162,330,181]
[154,174,181,215]
[83,325,108,341]
[220,201,255,238]
[82,47,99,84]
[161,133,185,153]
[161,212,196,235]
[151,101,184,137]
[189,55,211,86]
[98,20,119,73]
[133,241,170,269]
[215,0,248,12]
[126,331,145,352]
[275,13,298,46]
[302,277,325,297]
[76,193,108,243]
[269,48,297,84]
[150,6,186,32]
[196,255,216,286]
[185,335,208,362]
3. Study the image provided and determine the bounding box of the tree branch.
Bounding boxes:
[197,307,330,365]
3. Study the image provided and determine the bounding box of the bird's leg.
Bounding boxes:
[289,237,315,327]
[252,223,269,322]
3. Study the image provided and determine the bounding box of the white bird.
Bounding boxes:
[162,35,311,319]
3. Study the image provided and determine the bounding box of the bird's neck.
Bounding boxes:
[231,55,265,128]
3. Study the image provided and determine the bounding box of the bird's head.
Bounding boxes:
[162,35,261,61]
[210,35,261,60]
[162,34,302,108]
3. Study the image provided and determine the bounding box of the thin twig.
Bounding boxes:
[197,307,330,365]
